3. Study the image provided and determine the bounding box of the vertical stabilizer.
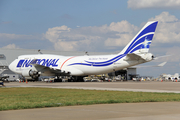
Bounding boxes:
[120,21,158,55]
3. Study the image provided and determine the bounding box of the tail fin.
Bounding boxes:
[120,21,158,54]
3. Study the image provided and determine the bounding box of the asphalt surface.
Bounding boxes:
[3,81,180,93]
[1,81,180,120]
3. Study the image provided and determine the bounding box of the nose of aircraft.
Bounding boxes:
[9,61,14,72]
[8,59,17,73]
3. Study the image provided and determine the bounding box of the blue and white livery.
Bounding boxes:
[9,21,158,81]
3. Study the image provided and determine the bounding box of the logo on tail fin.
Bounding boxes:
[140,36,152,53]
[142,36,151,49]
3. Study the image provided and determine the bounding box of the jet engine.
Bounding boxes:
[22,69,41,79]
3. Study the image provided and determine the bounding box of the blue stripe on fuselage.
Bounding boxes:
[68,54,125,67]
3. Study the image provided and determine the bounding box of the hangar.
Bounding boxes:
[0,48,137,81]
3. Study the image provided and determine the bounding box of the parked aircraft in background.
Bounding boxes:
[9,21,158,82]
[160,73,180,81]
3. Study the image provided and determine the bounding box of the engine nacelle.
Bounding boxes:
[22,69,41,79]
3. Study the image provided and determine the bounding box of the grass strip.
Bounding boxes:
[1,87,180,111]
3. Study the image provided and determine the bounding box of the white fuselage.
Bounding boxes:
[9,54,146,77]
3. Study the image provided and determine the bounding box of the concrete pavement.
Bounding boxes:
[1,102,180,120]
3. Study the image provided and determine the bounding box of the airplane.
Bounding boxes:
[9,21,158,82]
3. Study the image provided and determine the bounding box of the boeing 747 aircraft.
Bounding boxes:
[9,21,158,82]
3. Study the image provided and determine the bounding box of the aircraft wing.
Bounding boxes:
[30,60,70,76]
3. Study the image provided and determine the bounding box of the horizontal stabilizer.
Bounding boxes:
[124,53,145,61]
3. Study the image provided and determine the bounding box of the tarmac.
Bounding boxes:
[3,81,180,93]
[1,81,180,120]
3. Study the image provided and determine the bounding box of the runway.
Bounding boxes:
[3,81,180,93]
[1,81,180,120]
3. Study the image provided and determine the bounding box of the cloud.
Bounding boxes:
[105,21,138,47]
[128,0,180,9]
[2,44,20,49]
[0,33,42,40]
[149,12,178,23]
[44,25,71,43]
[44,20,138,51]
[148,12,180,44]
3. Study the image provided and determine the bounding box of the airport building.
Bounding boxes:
[0,48,137,81]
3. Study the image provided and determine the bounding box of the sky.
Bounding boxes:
[1,0,180,77]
